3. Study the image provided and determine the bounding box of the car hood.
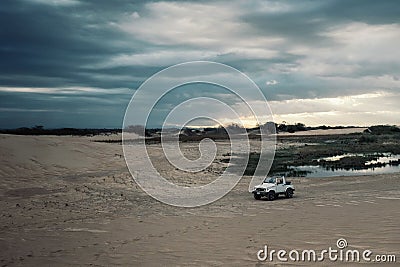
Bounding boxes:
[254,183,275,189]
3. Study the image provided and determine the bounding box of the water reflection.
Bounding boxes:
[286,153,400,177]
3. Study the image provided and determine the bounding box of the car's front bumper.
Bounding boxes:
[252,190,268,196]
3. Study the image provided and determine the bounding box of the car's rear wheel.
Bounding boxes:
[254,193,261,200]
[285,188,294,198]
[267,191,275,201]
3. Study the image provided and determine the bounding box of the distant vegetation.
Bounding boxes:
[275,122,362,133]
[357,125,400,143]
[364,125,400,135]
[0,124,398,137]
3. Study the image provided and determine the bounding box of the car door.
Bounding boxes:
[276,178,285,193]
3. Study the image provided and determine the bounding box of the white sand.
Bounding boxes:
[0,134,399,266]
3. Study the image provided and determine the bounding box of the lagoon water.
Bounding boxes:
[289,153,400,178]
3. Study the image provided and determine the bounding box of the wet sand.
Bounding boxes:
[0,134,399,266]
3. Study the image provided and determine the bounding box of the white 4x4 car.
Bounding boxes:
[252,176,295,201]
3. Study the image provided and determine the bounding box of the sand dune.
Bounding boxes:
[0,134,398,266]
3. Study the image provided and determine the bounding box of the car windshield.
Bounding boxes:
[264,177,276,183]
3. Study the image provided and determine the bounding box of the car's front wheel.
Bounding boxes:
[267,191,275,201]
[254,193,261,200]
[285,188,294,198]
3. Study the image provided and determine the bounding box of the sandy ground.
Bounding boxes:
[0,134,399,266]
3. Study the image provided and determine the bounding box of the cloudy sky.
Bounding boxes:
[1,0,399,128]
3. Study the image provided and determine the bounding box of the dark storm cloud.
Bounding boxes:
[0,0,158,127]
[0,0,150,89]
[243,0,400,43]
[0,0,399,127]
[2,0,399,89]
[322,0,400,25]
[0,90,131,128]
